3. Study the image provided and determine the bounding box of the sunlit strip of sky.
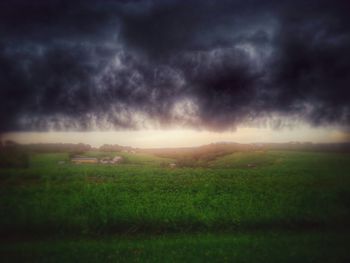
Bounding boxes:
[2,126,349,148]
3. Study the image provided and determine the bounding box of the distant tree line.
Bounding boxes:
[0,141,29,168]
[99,144,135,152]
[0,141,92,168]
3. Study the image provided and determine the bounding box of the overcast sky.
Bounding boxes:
[1,0,350,144]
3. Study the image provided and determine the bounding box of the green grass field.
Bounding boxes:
[1,150,350,262]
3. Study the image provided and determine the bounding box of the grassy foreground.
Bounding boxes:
[1,150,350,261]
[1,232,350,263]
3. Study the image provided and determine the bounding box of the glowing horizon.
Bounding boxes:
[2,125,349,148]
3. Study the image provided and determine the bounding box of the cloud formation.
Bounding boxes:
[0,0,349,132]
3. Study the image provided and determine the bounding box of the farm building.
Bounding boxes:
[99,156,123,164]
[112,156,123,163]
[71,157,98,164]
[169,163,177,168]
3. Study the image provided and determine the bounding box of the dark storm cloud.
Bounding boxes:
[0,0,349,131]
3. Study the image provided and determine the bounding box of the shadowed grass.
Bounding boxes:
[1,231,350,263]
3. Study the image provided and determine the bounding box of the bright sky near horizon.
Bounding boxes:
[2,126,349,148]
